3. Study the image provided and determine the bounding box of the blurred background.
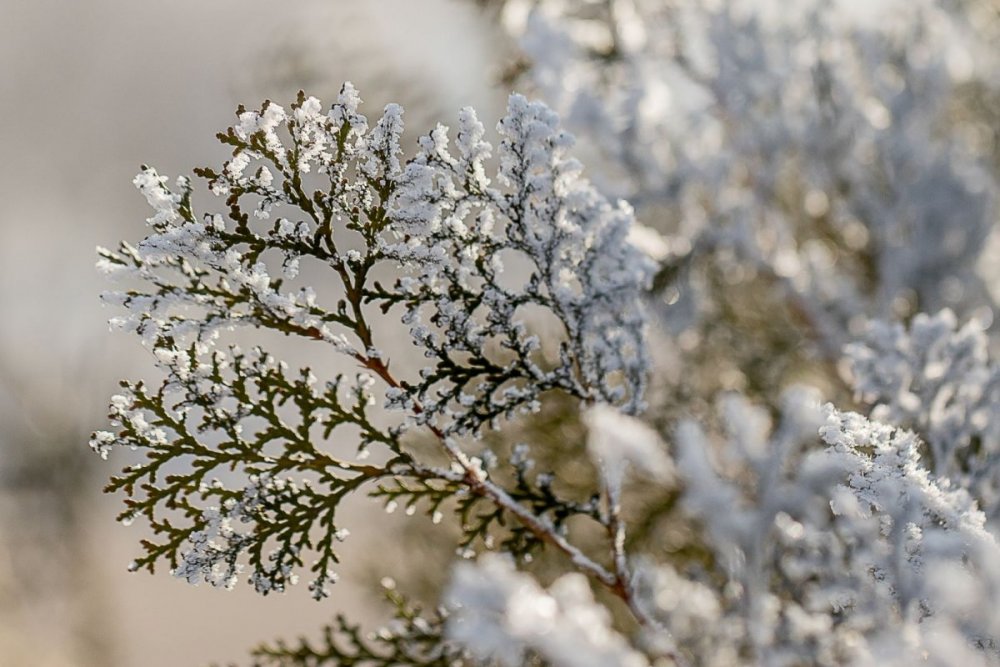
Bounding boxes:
[0,2,508,664]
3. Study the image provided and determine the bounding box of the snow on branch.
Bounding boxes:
[92,86,651,608]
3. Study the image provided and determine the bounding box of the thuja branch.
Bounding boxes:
[92,85,654,614]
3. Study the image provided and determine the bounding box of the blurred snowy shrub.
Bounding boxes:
[494,0,1000,402]
[847,309,1000,518]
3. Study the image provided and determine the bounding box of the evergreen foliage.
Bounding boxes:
[93,2,1000,663]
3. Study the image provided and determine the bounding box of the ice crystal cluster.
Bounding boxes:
[93,2,1000,664]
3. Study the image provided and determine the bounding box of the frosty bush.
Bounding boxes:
[92,5,1000,662]
[494,0,1000,405]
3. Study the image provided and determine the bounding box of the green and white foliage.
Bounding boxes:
[249,583,463,667]
[92,85,652,643]
[92,73,1000,667]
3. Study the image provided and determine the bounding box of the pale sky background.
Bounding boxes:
[0,2,509,664]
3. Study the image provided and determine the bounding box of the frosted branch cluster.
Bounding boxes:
[90,1,1000,663]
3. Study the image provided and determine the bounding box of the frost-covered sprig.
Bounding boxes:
[817,406,1000,662]
[378,94,653,435]
[94,86,652,617]
[91,343,397,598]
[98,85,650,430]
[250,583,467,666]
[821,407,992,548]
[846,310,1000,518]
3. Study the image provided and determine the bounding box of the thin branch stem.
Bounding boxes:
[358,353,621,587]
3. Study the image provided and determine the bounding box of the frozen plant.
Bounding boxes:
[93,86,656,663]
[91,56,1000,667]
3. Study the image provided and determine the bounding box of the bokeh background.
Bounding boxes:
[0,2,509,664]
